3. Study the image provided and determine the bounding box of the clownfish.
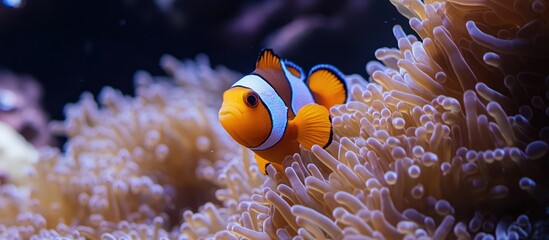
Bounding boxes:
[218,49,348,174]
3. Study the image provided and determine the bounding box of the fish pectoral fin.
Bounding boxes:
[307,64,348,109]
[254,153,283,175]
[292,103,333,150]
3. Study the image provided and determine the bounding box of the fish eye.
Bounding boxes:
[244,92,259,108]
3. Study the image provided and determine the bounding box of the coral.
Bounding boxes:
[222,0,371,54]
[0,71,53,147]
[123,0,371,51]
[0,122,38,186]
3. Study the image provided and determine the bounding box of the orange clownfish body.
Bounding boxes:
[218,49,348,174]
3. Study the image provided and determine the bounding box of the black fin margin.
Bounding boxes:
[256,48,281,66]
[284,60,305,80]
[308,64,349,103]
[264,163,271,176]
[322,116,334,149]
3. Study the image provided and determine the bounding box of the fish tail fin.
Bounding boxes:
[307,64,348,109]
[293,103,332,150]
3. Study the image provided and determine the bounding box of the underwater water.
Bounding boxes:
[0,0,408,124]
[0,0,548,239]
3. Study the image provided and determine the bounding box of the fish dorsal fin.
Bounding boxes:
[284,60,305,80]
[256,49,282,70]
[307,64,348,109]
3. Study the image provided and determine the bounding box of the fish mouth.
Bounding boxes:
[219,105,251,146]
[219,105,242,120]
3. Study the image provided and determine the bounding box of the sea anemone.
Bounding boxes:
[0,55,242,239]
[0,71,53,147]
[207,0,549,239]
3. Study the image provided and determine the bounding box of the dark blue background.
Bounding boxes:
[0,0,411,121]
